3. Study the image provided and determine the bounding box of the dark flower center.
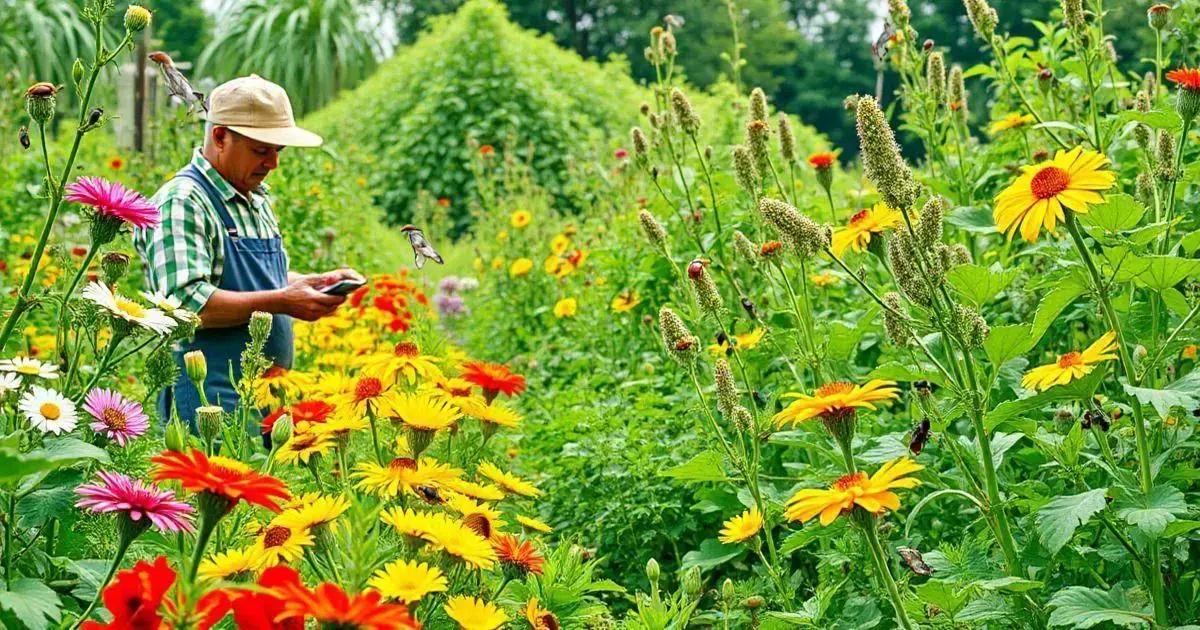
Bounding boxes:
[262,525,291,548]
[1030,166,1070,200]
[103,407,128,430]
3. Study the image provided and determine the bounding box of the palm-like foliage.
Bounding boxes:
[0,0,96,86]
[198,0,381,115]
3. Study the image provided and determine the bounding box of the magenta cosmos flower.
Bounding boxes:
[64,176,160,229]
[83,388,150,446]
[75,471,195,534]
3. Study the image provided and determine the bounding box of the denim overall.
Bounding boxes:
[158,162,294,433]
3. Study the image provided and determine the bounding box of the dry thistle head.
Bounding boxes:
[758,198,828,258]
[688,258,726,318]
[731,145,761,196]
[746,119,772,172]
[1156,130,1177,182]
[963,0,998,41]
[778,114,797,164]
[659,306,700,366]
[749,87,769,122]
[671,88,701,135]
[926,52,946,107]
[855,95,920,211]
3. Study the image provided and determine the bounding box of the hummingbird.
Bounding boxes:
[147,51,207,114]
[400,225,444,269]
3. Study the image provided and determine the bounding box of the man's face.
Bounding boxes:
[210,127,284,194]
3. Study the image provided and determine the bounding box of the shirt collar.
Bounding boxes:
[190,149,271,203]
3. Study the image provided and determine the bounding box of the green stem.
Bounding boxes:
[187,509,221,582]
[3,493,13,585]
[1079,45,1105,152]
[71,533,133,629]
[988,41,1070,150]
[1161,118,1191,253]
[862,517,914,630]
[56,244,100,351]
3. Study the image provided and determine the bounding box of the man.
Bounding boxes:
[135,74,361,429]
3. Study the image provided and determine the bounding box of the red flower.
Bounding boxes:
[71,245,88,257]
[437,197,451,207]
[290,400,335,425]
[109,157,124,170]
[614,148,629,160]
[479,144,495,156]
[461,361,526,399]
[228,566,306,630]
[807,152,837,169]
[251,566,419,629]
[151,448,290,513]
[261,407,287,434]
[80,556,174,629]
[492,534,545,576]
[1167,67,1200,91]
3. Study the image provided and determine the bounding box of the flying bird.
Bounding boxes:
[400,225,444,269]
[148,51,207,114]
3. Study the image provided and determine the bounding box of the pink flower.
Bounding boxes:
[76,471,195,534]
[83,388,150,447]
[614,148,629,160]
[65,176,160,229]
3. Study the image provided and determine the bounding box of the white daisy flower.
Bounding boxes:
[0,372,21,394]
[0,356,59,380]
[19,386,78,435]
[140,291,182,315]
[83,282,177,335]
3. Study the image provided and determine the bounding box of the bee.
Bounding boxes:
[18,126,30,150]
[414,485,444,505]
[897,547,933,576]
[909,418,931,455]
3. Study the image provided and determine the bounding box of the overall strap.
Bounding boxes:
[176,163,239,238]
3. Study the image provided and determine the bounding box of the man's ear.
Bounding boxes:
[211,125,229,149]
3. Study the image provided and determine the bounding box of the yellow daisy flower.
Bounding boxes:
[773,379,900,428]
[510,210,532,228]
[611,290,641,313]
[809,270,841,288]
[785,457,924,525]
[477,461,542,497]
[987,112,1036,135]
[273,431,336,466]
[1021,331,1118,392]
[197,546,269,582]
[362,340,442,385]
[440,478,506,502]
[516,514,553,533]
[523,597,560,630]
[553,297,578,318]
[445,596,509,630]
[994,146,1115,243]
[272,494,350,530]
[251,521,315,564]
[381,510,496,569]
[466,401,522,429]
[368,559,448,604]
[831,202,905,257]
[510,258,534,278]
[708,328,766,356]
[718,506,764,544]
[388,393,462,432]
[353,457,463,499]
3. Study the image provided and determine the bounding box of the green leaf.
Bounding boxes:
[680,538,742,571]
[1114,108,1183,132]
[1162,520,1200,539]
[973,576,1044,593]
[1114,484,1188,538]
[27,437,110,466]
[1122,370,1200,418]
[0,449,61,486]
[1105,247,1200,290]
[945,206,997,234]
[986,367,1106,430]
[1047,585,1153,628]
[661,451,727,483]
[779,520,848,555]
[915,580,969,616]
[1076,194,1145,232]
[0,579,62,630]
[1036,488,1108,555]
[946,264,1018,306]
[984,324,1035,367]
[18,484,77,528]
[1029,276,1087,344]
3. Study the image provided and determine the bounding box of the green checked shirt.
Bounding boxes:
[133,149,289,313]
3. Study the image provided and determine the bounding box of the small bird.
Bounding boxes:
[400,225,444,269]
[147,51,207,114]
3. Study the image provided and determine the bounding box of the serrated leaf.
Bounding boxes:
[18,484,77,528]
[984,324,1035,367]
[1114,484,1188,538]
[1036,488,1108,555]
[1076,194,1145,232]
[680,538,742,571]
[661,451,727,482]
[1029,276,1087,344]
[0,579,62,630]
[1047,585,1153,628]
[915,580,969,616]
[946,264,1018,306]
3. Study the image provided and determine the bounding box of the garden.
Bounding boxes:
[1,0,1200,628]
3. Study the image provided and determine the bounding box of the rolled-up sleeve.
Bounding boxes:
[134,185,219,314]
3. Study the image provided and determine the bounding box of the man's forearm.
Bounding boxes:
[197,288,283,329]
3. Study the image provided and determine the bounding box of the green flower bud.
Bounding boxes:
[271,413,294,447]
[1136,171,1155,208]
[748,87,768,122]
[124,5,152,32]
[671,88,701,135]
[926,52,946,107]
[164,418,188,451]
[681,566,702,599]
[249,311,273,344]
[722,578,736,604]
[950,243,972,266]
[714,358,738,419]
[963,0,997,41]
[100,251,130,284]
[24,82,58,124]
[778,114,797,164]
[956,304,988,348]
[949,65,968,118]
[732,405,752,432]
[645,558,661,584]
[71,59,84,87]
[887,234,930,306]
[659,307,700,367]
[856,95,920,211]
[746,119,771,173]
[196,405,224,444]
[758,198,828,258]
[1148,4,1171,31]
[731,145,760,196]
[184,350,207,385]
[638,210,669,255]
[888,0,911,29]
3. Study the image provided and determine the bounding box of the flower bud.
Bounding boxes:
[748,87,768,122]
[743,596,765,610]
[883,292,911,346]
[645,558,660,584]
[1156,130,1177,182]
[681,566,702,598]
[164,418,188,451]
[963,0,997,41]
[745,119,771,172]
[733,230,759,268]
[926,52,946,107]
[955,304,988,348]
[722,578,736,603]
[249,311,273,343]
[659,307,700,366]
[671,88,701,135]
[1135,90,1151,114]
[758,198,828,257]
[1174,76,1200,122]
[714,358,738,419]
[888,234,930,306]
[638,210,669,255]
[1148,3,1170,31]
[184,350,208,385]
[950,243,972,266]
[949,65,968,117]
[271,414,294,447]
[196,405,224,444]
[856,95,919,211]
[639,102,651,116]
[732,405,752,432]
[688,259,725,318]
[100,251,130,284]
[888,0,910,29]
[124,4,152,32]
[915,196,945,250]
[71,59,84,87]
[731,145,760,196]
[1135,171,1155,208]
[923,39,934,51]
[631,127,649,160]
[778,115,796,164]
[24,82,58,124]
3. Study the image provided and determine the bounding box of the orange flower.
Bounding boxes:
[290,399,336,425]
[479,144,495,156]
[267,566,419,629]
[807,152,837,169]
[492,534,544,576]
[108,156,124,170]
[151,448,290,513]
[1167,67,1200,91]
[460,361,526,400]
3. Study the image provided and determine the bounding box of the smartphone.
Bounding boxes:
[320,278,366,296]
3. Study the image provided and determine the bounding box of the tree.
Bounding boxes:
[146,0,211,63]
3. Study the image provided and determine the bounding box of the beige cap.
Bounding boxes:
[205,74,323,147]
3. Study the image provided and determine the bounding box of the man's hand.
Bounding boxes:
[311,267,365,290]
[278,275,347,321]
